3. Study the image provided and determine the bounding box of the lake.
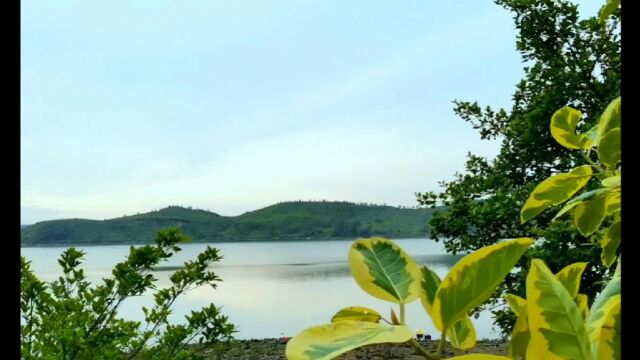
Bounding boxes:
[21,238,500,340]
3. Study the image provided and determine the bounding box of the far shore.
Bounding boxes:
[20,235,434,248]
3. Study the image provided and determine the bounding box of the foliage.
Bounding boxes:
[522,97,621,265]
[498,94,621,360]
[21,202,441,246]
[286,237,533,360]
[20,228,236,360]
[416,0,620,335]
[286,73,621,360]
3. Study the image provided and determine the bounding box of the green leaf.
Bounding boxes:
[591,295,621,360]
[553,187,610,221]
[431,238,533,331]
[447,317,477,350]
[598,128,621,168]
[555,262,587,298]
[419,266,441,314]
[505,263,587,360]
[349,237,422,304]
[504,294,529,360]
[581,123,601,146]
[526,259,590,360]
[550,107,592,149]
[604,188,621,215]
[331,307,381,323]
[390,308,400,325]
[575,294,590,320]
[597,97,621,140]
[587,261,621,343]
[419,266,476,350]
[504,294,527,317]
[285,321,412,360]
[521,165,592,223]
[446,356,511,360]
[599,0,620,23]
[601,175,620,188]
[574,194,607,236]
[509,310,530,360]
[553,200,582,220]
[601,222,621,267]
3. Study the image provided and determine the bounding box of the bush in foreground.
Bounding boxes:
[21,228,236,360]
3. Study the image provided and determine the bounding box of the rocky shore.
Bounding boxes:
[192,338,507,359]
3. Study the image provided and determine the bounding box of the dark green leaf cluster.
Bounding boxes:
[21,228,236,360]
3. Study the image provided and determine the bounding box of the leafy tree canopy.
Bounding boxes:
[417,0,620,336]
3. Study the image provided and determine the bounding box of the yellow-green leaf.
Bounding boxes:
[591,295,621,360]
[526,259,590,360]
[599,0,620,23]
[553,200,582,220]
[601,175,620,188]
[504,294,527,317]
[506,264,588,360]
[447,356,511,360]
[553,188,608,221]
[349,237,422,304]
[597,97,621,140]
[555,262,587,298]
[550,107,592,149]
[432,238,533,331]
[574,195,607,236]
[509,313,530,360]
[587,262,620,342]
[448,316,477,350]
[331,306,381,323]
[576,294,590,320]
[419,266,441,315]
[505,295,530,360]
[521,165,593,223]
[285,321,412,360]
[605,189,621,215]
[601,221,621,267]
[419,266,476,350]
[598,128,621,168]
[581,123,601,146]
[390,308,400,325]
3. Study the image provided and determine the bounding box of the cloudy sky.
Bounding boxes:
[21,0,603,224]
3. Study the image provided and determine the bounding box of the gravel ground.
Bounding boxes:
[192,339,507,359]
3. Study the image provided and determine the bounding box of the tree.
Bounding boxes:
[416,0,620,336]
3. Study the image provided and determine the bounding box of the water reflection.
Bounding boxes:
[22,239,497,340]
[252,254,466,281]
[151,253,466,282]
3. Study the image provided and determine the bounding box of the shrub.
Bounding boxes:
[20,228,236,360]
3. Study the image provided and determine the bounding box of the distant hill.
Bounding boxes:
[21,201,444,246]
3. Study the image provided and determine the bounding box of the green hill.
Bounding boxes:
[21,201,442,246]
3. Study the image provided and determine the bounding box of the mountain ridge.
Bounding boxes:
[21,201,443,246]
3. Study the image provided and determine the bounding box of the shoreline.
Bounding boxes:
[190,338,507,359]
[20,236,434,248]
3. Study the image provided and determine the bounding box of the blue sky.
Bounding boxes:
[21,0,603,224]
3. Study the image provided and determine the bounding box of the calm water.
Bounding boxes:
[21,238,500,340]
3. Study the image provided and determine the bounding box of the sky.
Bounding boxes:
[21,0,604,224]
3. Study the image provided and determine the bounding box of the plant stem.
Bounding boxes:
[582,150,605,173]
[408,339,439,360]
[400,304,405,324]
[435,333,447,358]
